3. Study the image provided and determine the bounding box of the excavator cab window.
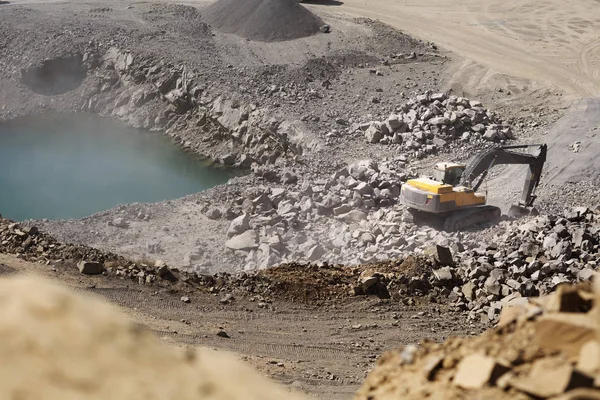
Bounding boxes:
[444,166,465,186]
[433,164,465,186]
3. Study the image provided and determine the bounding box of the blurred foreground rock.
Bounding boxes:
[355,276,600,400]
[0,276,304,400]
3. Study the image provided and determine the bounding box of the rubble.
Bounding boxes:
[357,93,515,156]
[449,207,600,324]
[355,278,600,400]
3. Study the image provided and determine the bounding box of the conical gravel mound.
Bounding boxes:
[204,0,324,42]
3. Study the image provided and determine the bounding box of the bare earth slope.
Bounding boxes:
[0,273,306,400]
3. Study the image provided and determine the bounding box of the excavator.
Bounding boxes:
[399,144,547,232]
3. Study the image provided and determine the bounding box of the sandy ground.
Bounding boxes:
[331,0,600,101]
[0,253,481,400]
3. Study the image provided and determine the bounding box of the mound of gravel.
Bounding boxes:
[203,0,324,42]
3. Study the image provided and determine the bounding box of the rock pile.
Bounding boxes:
[0,217,181,284]
[202,158,419,271]
[357,92,515,156]
[447,207,599,323]
[203,0,325,42]
[0,218,117,266]
[355,278,600,400]
[198,150,598,284]
[347,207,598,323]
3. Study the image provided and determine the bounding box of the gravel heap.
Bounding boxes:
[357,92,515,156]
[203,0,325,42]
[355,279,600,400]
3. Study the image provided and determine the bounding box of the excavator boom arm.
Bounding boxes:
[460,144,547,207]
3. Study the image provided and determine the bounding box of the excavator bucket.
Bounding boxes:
[507,205,539,218]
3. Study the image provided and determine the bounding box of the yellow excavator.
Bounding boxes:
[399,144,547,231]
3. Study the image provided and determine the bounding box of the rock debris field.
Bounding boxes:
[0,0,599,399]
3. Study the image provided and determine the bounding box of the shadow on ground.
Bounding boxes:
[304,0,343,5]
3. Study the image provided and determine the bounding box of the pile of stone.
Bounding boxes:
[0,219,116,266]
[0,217,181,284]
[202,150,598,286]
[203,158,420,271]
[446,207,599,323]
[358,92,515,156]
[355,278,600,400]
[352,207,599,323]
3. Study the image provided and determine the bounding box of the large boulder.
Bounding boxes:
[365,124,382,144]
[77,261,104,275]
[226,230,259,251]
[227,213,250,238]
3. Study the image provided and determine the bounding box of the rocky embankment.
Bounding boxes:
[5,206,599,317]
[356,279,600,400]
[79,47,304,169]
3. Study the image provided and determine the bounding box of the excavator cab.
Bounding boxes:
[432,162,466,186]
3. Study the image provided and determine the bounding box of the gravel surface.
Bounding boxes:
[204,0,324,42]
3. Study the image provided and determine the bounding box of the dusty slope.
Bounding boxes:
[485,98,600,212]
[0,274,306,400]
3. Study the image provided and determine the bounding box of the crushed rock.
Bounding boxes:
[355,278,600,400]
[204,0,324,42]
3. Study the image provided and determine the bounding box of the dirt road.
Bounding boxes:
[0,254,478,400]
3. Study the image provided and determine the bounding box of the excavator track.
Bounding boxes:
[442,205,501,232]
[404,209,445,230]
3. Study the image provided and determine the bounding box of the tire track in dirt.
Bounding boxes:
[155,330,354,360]
[579,38,600,80]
